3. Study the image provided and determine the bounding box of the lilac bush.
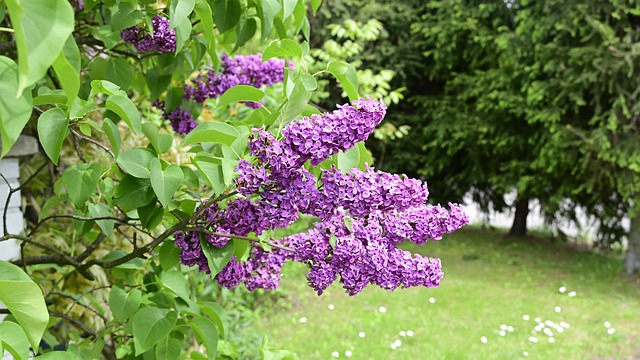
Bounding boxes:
[175,98,470,296]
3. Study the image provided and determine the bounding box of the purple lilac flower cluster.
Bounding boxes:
[74,0,85,11]
[155,54,287,134]
[183,54,290,104]
[174,98,470,295]
[121,15,176,54]
[152,100,198,135]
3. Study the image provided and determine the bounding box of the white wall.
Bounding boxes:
[0,158,24,261]
[462,191,630,243]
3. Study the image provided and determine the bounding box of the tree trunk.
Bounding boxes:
[509,197,529,237]
[625,216,640,275]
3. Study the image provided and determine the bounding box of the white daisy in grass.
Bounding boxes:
[480,336,488,344]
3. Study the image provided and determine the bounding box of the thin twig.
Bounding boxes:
[186,227,296,253]
[72,134,88,162]
[75,233,107,262]
[29,214,129,237]
[70,127,116,158]
[190,191,238,225]
[50,311,96,338]
[86,219,190,269]
[0,171,12,235]
[49,291,108,323]
[4,233,95,280]
[14,161,49,192]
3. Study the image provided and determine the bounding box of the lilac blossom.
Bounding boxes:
[174,98,469,295]
[154,101,198,134]
[280,98,386,167]
[184,54,290,104]
[121,15,176,54]
[215,256,246,290]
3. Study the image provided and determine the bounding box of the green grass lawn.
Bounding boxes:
[253,228,640,359]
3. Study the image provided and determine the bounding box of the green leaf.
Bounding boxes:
[217,340,239,358]
[103,58,134,91]
[90,79,124,96]
[113,176,156,212]
[337,145,360,172]
[92,25,121,50]
[145,69,172,100]
[281,79,309,124]
[0,260,49,351]
[0,321,30,360]
[158,134,174,153]
[198,301,228,339]
[4,0,74,93]
[326,61,359,101]
[110,2,143,31]
[356,141,372,169]
[262,39,302,60]
[190,317,219,359]
[300,74,317,91]
[193,157,225,195]
[52,36,81,106]
[105,94,142,134]
[108,284,142,322]
[37,108,69,165]
[199,237,234,277]
[282,0,297,20]
[159,240,181,270]
[194,0,216,59]
[102,118,121,158]
[232,239,249,261]
[214,0,241,33]
[310,0,322,13]
[175,18,193,54]
[169,0,195,29]
[117,148,156,179]
[132,307,178,356]
[0,56,33,158]
[62,163,103,207]
[234,17,257,50]
[258,0,281,39]
[39,195,65,222]
[182,122,239,146]
[160,270,190,301]
[32,92,67,106]
[260,338,300,360]
[142,123,161,153]
[217,85,265,108]
[35,351,81,359]
[150,158,184,208]
[138,200,165,230]
[155,337,182,360]
[88,203,114,236]
[181,165,200,188]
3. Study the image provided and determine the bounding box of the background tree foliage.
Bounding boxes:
[375,0,640,263]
